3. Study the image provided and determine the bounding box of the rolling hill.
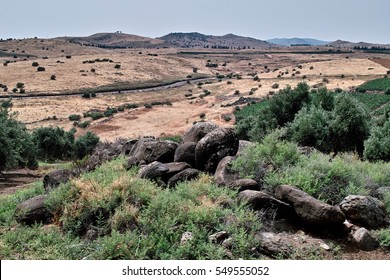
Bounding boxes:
[158,32,273,49]
[267,38,329,46]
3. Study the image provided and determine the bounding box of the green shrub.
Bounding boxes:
[77,121,91,129]
[51,75,56,80]
[73,131,100,159]
[385,88,390,95]
[114,64,121,69]
[33,127,75,161]
[16,82,24,89]
[364,120,390,161]
[32,62,39,67]
[37,67,45,72]
[68,114,81,121]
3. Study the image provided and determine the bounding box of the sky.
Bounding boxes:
[1,0,389,43]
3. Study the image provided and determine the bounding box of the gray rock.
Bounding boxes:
[174,142,196,166]
[180,231,193,245]
[214,156,239,186]
[167,168,200,187]
[275,185,345,228]
[163,162,191,182]
[256,232,293,258]
[15,195,52,225]
[238,190,293,218]
[43,169,73,192]
[374,187,390,200]
[182,122,219,143]
[138,161,169,181]
[339,195,389,229]
[85,229,98,241]
[352,227,379,251]
[209,231,229,244]
[127,139,178,169]
[195,128,239,173]
[222,237,233,249]
[236,140,253,156]
[230,179,260,192]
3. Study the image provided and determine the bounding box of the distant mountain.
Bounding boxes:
[328,40,390,49]
[63,32,166,48]
[266,38,330,46]
[158,32,273,49]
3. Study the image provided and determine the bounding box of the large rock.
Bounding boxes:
[138,161,169,181]
[214,156,239,186]
[163,162,191,182]
[339,195,389,229]
[167,168,200,187]
[15,195,52,225]
[352,227,379,251]
[174,142,196,167]
[236,140,253,156]
[43,169,73,192]
[238,190,293,218]
[182,122,219,143]
[127,139,178,169]
[275,185,345,228]
[230,179,260,192]
[195,128,239,173]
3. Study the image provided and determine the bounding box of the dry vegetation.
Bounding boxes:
[1,38,390,141]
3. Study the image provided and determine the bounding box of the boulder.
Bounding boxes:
[182,122,219,143]
[138,161,169,181]
[167,168,200,187]
[15,195,52,225]
[174,142,196,166]
[127,139,178,169]
[238,190,293,218]
[230,179,260,192]
[214,156,239,186]
[373,187,390,200]
[255,232,293,258]
[43,169,73,192]
[352,227,379,251]
[195,128,239,173]
[275,185,345,228]
[236,140,253,156]
[162,162,191,182]
[339,195,389,229]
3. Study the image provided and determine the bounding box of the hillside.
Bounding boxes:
[267,38,329,46]
[328,40,390,49]
[158,32,273,49]
[63,32,167,49]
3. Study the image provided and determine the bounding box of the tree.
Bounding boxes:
[0,107,37,170]
[74,131,100,159]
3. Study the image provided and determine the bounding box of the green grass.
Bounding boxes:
[0,157,261,260]
[234,100,270,122]
[357,78,390,92]
[348,92,390,112]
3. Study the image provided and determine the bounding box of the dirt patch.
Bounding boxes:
[371,58,390,69]
[0,170,42,195]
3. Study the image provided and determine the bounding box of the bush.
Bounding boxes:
[32,62,39,67]
[33,127,75,161]
[51,75,56,80]
[68,114,81,121]
[199,112,206,119]
[16,82,24,89]
[364,120,390,161]
[114,64,121,69]
[37,67,46,72]
[82,93,91,99]
[73,132,100,159]
[77,121,91,129]
[0,108,38,170]
[272,83,279,89]
[385,88,390,95]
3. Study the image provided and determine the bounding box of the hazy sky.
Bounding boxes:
[1,0,389,43]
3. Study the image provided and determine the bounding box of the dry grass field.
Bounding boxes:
[1,38,390,141]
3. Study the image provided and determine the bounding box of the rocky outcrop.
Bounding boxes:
[163,162,191,182]
[138,161,169,181]
[236,140,253,156]
[275,185,345,228]
[127,139,178,169]
[14,195,52,225]
[195,128,239,173]
[339,195,389,229]
[214,156,239,186]
[167,168,200,187]
[230,179,260,192]
[43,169,73,192]
[182,122,219,143]
[174,142,196,167]
[238,190,293,218]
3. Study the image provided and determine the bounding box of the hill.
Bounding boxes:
[328,40,390,49]
[63,32,166,49]
[267,38,329,46]
[158,32,273,49]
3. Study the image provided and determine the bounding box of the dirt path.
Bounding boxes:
[0,170,42,195]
